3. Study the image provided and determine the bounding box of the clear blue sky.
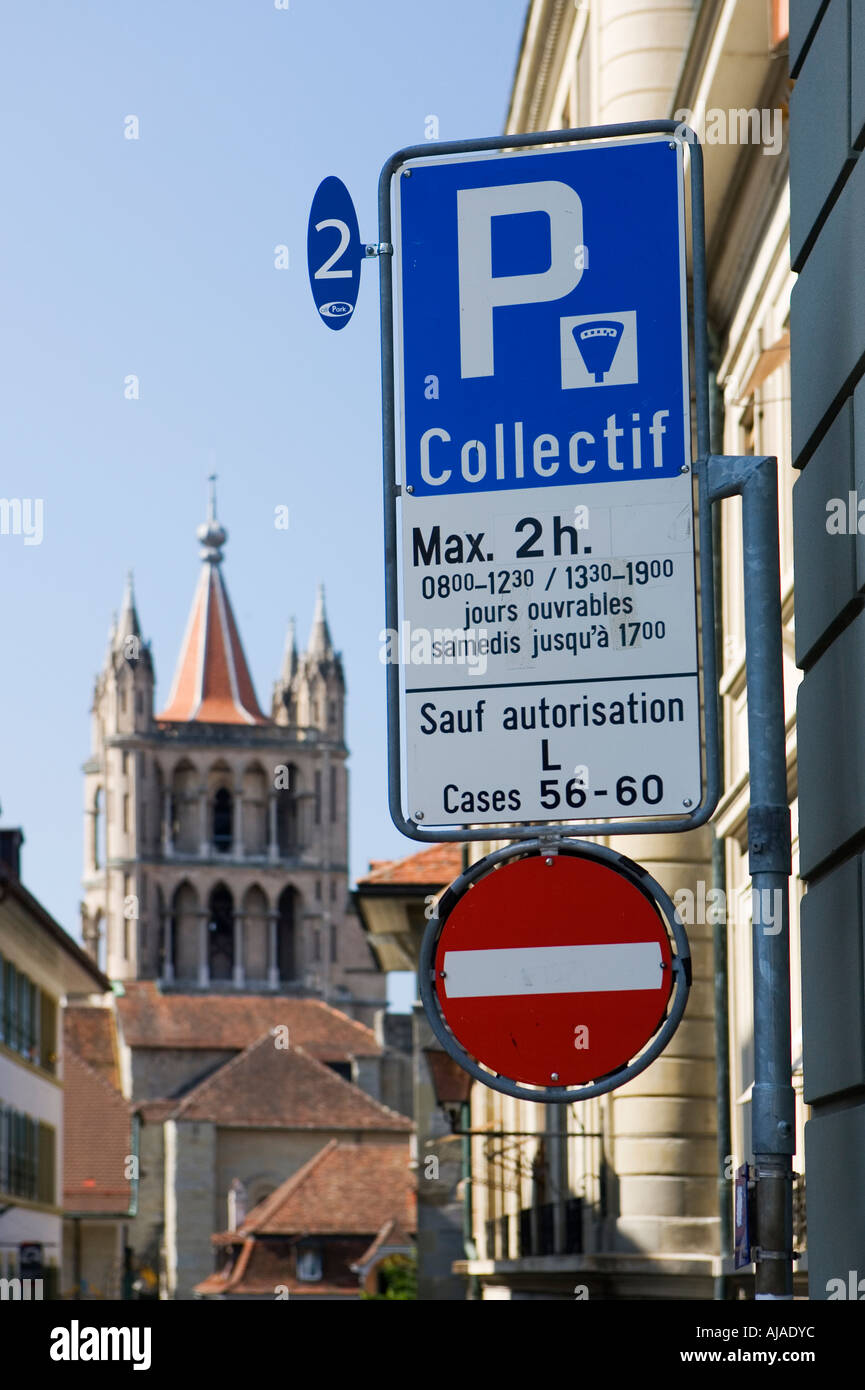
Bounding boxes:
[0,0,527,1008]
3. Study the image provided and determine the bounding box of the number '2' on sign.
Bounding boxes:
[307,175,363,329]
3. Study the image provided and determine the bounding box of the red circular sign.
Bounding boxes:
[434,853,674,1086]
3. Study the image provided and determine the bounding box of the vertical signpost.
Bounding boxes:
[377,122,793,1298]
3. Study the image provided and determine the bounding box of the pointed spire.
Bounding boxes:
[157,484,268,726]
[280,617,298,683]
[114,569,142,649]
[307,583,334,660]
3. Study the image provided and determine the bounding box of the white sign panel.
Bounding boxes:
[390,137,700,826]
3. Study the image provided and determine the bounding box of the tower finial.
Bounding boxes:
[197,474,227,563]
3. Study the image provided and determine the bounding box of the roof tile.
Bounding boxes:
[63,1048,132,1214]
[218,1138,415,1239]
[157,562,268,725]
[170,1034,412,1130]
[63,1007,120,1090]
[116,982,382,1059]
[357,842,463,887]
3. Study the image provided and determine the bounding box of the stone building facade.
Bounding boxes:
[452,0,720,1301]
[79,487,385,1024]
[789,0,865,1295]
[443,0,799,1299]
[0,832,111,1299]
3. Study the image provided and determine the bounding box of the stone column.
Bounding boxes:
[197,911,209,987]
[268,792,279,862]
[199,787,210,857]
[604,828,716,1267]
[233,784,244,859]
[267,912,279,987]
[162,791,174,857]
[233,911,244,986]
[80,902,99,962]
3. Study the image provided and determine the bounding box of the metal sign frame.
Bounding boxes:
[418,837,691,1103]
[378,119,719,843]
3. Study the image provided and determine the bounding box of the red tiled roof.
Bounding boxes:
[116,982,382,1060]
[357,842,464,887]
[169,1035,412,1130]
[63,1048,132,1214]
[157,561,268,725]
[198,1142,414,1297]
[63,1006,120,1091]
[133,1099,177,1123]
[215,1138,415,1242]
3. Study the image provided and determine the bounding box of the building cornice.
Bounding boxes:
[99,726,347,755]
[0,875,110,992]
[670,0,729,120]
[506,0,572,135]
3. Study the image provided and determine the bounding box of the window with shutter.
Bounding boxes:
[40,991,57,1074]
[38,1122,55,1205]
[7,962,18,1052]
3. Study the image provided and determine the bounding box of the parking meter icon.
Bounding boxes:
[573,319,624,383]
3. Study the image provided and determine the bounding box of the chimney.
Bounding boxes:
[227,1178,247,1232]
[0,828,24,880]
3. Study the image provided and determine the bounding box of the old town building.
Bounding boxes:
[80,485,385,1024]
[0,831,111,1298]
[60,486,409,1298]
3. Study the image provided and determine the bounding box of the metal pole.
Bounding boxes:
[713,824,733,1277]
[707,453,794,1299]
[708,325,733,1292]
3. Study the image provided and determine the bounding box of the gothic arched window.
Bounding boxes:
[208,883,234,981]
[93,788,106,871]
[276,765,299,855]
[213,787,233,853]
[277,886,296,982]
[171,881,198,981]
[170,761,199,854]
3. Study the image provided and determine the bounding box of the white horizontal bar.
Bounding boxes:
[442,942,664,999]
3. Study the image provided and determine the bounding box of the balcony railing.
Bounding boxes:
[486,1199,583,1260]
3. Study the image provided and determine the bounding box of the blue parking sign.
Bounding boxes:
[395,138,689,498]
[386,136,701,830]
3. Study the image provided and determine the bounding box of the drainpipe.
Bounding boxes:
[459,841,478,1297]
[708,322,732,1298]
[73,1216,82,1300]
[126,1111,141,1300]
[461,1099,480,1299]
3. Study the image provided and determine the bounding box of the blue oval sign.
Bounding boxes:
[307,176,362,330]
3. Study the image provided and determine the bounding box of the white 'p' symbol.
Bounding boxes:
[456,181,584,380]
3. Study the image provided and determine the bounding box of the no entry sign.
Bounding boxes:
[421,841,689,1097]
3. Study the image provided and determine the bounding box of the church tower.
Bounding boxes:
[81,484,385,1023]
